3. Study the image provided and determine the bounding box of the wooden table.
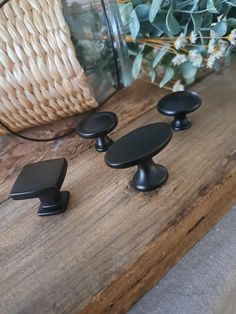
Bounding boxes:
[1,60,236,314]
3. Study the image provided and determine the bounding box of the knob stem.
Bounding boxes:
[172,113,192,131]
[38,191,70,216]
[132,157,168,192]
[96,135,113,152]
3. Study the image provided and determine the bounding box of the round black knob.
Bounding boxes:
[76,112,118,152]
[10,158,70,216]
[157,91,202,131]
[105,123,173,192]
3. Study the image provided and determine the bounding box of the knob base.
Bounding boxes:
[132,159,168,192]
[171,114,192,131]
[95,135,113,152]
[38,191,70,216]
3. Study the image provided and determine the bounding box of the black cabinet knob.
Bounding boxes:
[105,123,173,192]
[157,91,202,131]
[76,111,118,152]
[10,158,70,216]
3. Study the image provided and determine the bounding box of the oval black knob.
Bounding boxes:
[10,158,70,216]
[76,111,118,152]
[105,123,173,192]
[157,91,202,131]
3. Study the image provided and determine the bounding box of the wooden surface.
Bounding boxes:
[1,61,236,314]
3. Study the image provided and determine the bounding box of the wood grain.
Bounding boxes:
[1,61,236,314]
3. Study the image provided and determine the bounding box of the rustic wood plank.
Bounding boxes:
[1,61,236,314]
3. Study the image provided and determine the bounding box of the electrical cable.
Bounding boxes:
[0,119,76,142]
[0,0,10,9]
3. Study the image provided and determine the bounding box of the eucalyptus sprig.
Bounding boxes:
[118,0,236,90]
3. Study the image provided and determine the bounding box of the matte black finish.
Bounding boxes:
[10,158,70,216]
[76,111,118,152]
[105,123,172,191]
[157,91,202,131]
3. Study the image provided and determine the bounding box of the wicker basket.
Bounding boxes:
[0,0,98,134]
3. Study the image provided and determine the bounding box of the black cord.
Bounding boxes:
[0,119,76,142]
[0,0,10,9]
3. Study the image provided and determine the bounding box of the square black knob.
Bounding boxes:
[10,158,70,216]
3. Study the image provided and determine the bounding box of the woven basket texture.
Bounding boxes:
[0,0,98,134]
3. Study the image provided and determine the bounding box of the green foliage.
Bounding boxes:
[180,61,198,84]
[118,0,236,89]
[132,53,143,78]
[149,0,163,23]
[64,4,113,73]
[119,2,133,27]
[129,9,140,40]
[152,43,170,67]
[159,66,174,87]
[213,21,227,37]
